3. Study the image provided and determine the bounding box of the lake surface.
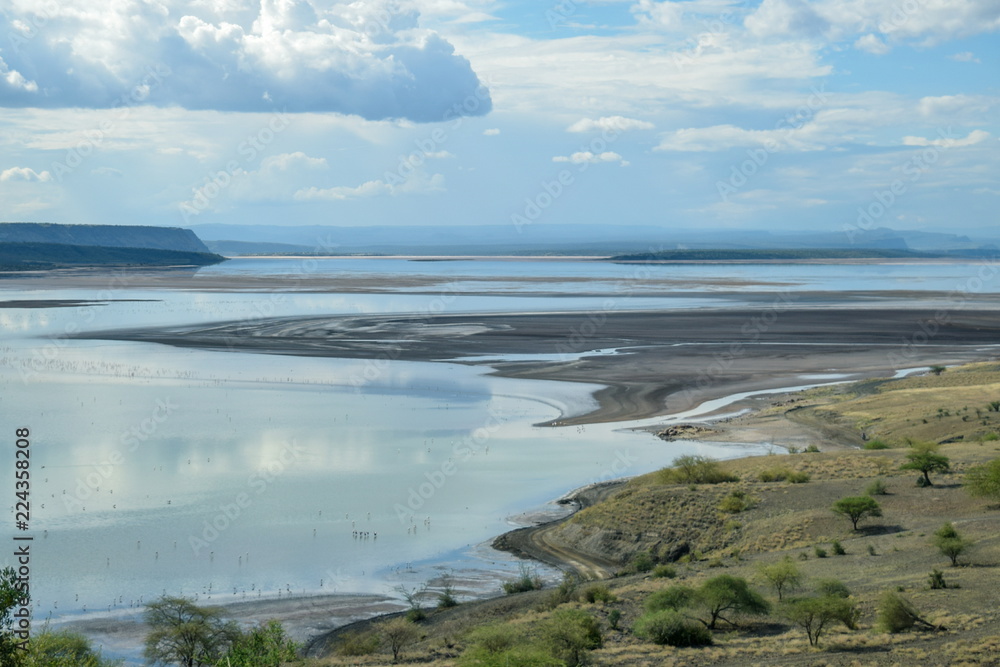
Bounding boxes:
[2,257,999,661]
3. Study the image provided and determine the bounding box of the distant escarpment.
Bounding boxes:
[0,223,223,270]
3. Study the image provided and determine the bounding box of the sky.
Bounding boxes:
[0,0,997,237]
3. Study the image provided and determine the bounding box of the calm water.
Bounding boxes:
[1,258,998,660]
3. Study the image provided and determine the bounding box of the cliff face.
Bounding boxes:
[0,223,211,253]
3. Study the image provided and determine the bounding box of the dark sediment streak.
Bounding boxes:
[74,307,1000,425]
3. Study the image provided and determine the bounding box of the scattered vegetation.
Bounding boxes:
[933,522,972,566]
[831,495,883,530]
[900,443,951,486]
[964,457,1000,502]
[875,591,943,633]
[502,564,544,594]
[658,454,738,484]
[755,556,802,601]
[633,610,713,647]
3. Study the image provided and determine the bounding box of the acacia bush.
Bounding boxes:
[633,610,712,647]
[658,455,737,484]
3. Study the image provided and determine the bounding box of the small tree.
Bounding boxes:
[219,620,298,667]
[964,458,1000,503]
[394,583,427,621]
[900,444,950,486]
[831,496,882,531]
[380,618,419,663]
[541,609,601,667]
[756,556,802,601]
[144,596,239,667]
[875,591,943,633]
[633,610,712,647]
[782,595,857,646]
[645,585,697,613]
[932,522,971,566]
[694,575,770,630]
[436,575,459,609]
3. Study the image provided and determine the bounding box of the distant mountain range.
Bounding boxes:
[189,223,999,257]
[0,223,223,270]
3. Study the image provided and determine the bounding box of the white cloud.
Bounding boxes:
[854,33,889,55]
[950,51,981,62]
[294,170,446,201]
[902,129,991,148]
[744,0,1000,48]
[483,128,500,135]
[91,167,125,177]
[552,151,629,166]
[0,167,52,182]
[0,0,491,122]
[567,116,655,133]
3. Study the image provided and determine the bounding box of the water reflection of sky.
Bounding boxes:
[2,258,996,663]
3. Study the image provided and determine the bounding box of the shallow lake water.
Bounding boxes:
[1,257,998,662]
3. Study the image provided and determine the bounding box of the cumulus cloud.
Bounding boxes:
[567,116,655,133]
[0,167,52,182]
[854,33,889,55]
[483,128,500,135]
[902,129,991,148]
[744,0,1000,48]
[0,0,491,122]
[552,151,629,166]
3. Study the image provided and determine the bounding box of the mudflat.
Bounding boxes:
[76,305,1000,425]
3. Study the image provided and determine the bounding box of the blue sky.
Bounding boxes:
[0,0,997,236]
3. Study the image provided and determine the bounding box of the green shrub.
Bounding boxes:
[831,540,846,555]
[658,455,738,484]
[651,564,677,579]
[542,609,602,667]
[876,591,929,633]
[866,479,890,496]
[758,467,788,482]
[631,551,655,573]
[633,610,713,647]
[815,579,851,598]
[864,439,891,450]
[645,585,697,613]
[608,609,621,631]
[787,471,811,484]
[983,433,1000,442]
[502,564,544,594]
[814,546,828,558]
[580,584,616,604]
[805,444,821,453]
[718,489,751,513]
[335,630,380,656]
[928,569,947,590]
[964,458,1000,501]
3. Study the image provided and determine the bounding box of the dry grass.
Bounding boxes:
[306,364,1000,666]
